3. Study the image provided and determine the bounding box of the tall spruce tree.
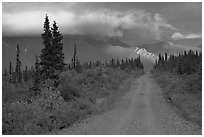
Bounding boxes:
[9,61,13,82]
[72,43,77,69]
[40,15,65,82]
[51,21,65,75]
[165,52,168,61]
[15,44,21,83]
[9,61,12,75]
[40,14,53,80]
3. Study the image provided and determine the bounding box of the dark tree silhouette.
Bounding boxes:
[72,43,77,69]
[15,44,22,83]
[111,58,115,68]
[40,14,53,80]
[154,50,202,75]
[9,61,13,82]
[33,55,41,94]
[51,21,65,75]
[9,61,12,75]
[40,15,65,83]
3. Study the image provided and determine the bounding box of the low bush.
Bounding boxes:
[59,66,129,101]
[152,70,202,126]
[2,81,32,103]
[2,87,96,135]
[3,66,143,134]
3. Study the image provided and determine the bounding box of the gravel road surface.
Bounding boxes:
[54,72,201,135]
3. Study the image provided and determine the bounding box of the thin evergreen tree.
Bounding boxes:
[9,61,13,82]
[111,58,115,68]
[40,14,53,80]
[72,43,77,69]
[165,52,168,61]
[15,44,21,83]
[52,21,65,74]
[9,61,12,75]
[33,55,41,94]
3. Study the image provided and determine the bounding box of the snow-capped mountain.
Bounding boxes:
[134,47,158,62]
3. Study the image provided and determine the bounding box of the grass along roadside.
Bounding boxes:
[95,74,136,113]
[3,66,144,135]
[151,70,202,126]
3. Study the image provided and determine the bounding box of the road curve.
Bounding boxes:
[54,73,201,135]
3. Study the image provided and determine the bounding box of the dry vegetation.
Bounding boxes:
[151,70,202,126]
[2,66,144,134]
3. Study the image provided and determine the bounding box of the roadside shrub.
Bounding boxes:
[2,80,32,103]
[3,66,142,135]
[61,84,81,101]
[2,87,90,135]
[152,70,202,126]
[59,67,129,101]
[2,81,16,102]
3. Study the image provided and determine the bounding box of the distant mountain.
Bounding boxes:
[2,35,131,69]
[169,38,202,48]
[106,37,131,48]
[3,34,201,70]
[138,39,202,55]
[80,36,131,48]
[138,41,170,54]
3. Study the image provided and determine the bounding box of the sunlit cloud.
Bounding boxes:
[171,32,202,40]
[3,7,177,40]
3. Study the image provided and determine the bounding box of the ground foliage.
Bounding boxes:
[152,50,202,125]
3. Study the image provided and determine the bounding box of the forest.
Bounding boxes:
[154,50,202,75]
[152,50,202,126]
[2,15,144,135]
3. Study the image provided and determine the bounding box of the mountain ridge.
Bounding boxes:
[2,35,202,69]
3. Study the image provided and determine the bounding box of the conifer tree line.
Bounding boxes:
[67,44,143,73]
[67,55,143,73]
[154,50,202,75]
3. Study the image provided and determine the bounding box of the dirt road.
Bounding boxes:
[55,72,201,135]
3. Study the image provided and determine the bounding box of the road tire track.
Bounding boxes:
[53,73,201,135]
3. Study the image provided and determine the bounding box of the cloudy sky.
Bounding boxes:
[2,2,202,43]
